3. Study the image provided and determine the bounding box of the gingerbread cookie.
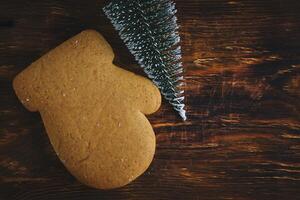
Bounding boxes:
[13,30,161,189]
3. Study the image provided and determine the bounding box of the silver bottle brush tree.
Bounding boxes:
[103,0,186,120]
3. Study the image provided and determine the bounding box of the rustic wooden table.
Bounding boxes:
[1,0,300,199]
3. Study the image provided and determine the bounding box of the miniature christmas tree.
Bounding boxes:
[103,0,187,120]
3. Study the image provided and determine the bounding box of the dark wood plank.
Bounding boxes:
[0,0,300,199]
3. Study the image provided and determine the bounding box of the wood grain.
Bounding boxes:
[1,0,300,199]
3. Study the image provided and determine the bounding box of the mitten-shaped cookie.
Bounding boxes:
[13,30,161,189]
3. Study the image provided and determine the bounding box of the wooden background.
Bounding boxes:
[1,0,300,199]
